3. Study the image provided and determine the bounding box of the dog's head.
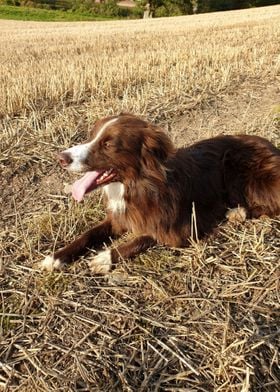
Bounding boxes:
[58,113,174,201]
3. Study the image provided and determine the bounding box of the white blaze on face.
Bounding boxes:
[64,117,118,172]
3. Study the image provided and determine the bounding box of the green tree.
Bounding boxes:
[174,0,192,14]
[250,0,280,5]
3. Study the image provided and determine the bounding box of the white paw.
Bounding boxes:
[39,256,63,272]
[88,250,112,275]
[226,207,247,223]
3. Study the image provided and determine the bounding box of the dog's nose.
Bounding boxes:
[58,152,72,168]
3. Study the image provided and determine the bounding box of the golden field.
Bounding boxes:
[1,5,280,391]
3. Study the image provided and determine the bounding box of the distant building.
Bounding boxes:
[94,0,136,7]
[117,0,136,8]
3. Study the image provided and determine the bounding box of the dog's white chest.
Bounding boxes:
[103,182,126,214]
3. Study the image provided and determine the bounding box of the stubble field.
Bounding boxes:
[1,5,280,391]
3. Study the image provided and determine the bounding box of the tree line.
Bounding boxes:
[141,0,279,16]
[1,0,279,18]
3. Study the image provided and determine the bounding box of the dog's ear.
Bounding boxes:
[142,128,174,162]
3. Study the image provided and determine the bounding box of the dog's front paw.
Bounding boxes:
[39,255,63,272]
[88,250,112,275]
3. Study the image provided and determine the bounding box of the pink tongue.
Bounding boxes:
[71,171,101,202]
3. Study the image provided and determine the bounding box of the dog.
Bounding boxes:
[41,113,280,273]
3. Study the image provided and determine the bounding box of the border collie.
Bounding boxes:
[41,113,280,273]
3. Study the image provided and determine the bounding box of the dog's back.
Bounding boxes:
[166,134,280,237]
[221,135,280,218]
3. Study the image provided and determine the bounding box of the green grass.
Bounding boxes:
[0,5,114,21]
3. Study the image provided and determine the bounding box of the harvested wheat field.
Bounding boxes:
[1,5,280,391]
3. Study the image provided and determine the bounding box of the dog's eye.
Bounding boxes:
[102,139,112,149]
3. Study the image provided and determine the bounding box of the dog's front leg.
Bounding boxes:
[41,218,115,271]
[88,235,156,274]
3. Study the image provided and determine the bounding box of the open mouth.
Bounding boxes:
[71,168,117,202]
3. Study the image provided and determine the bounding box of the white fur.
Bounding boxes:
[226,206,247,223]
[65,117,118,172]
[40,256,63,272]
[103,182,126,214]
[88,249,112,274]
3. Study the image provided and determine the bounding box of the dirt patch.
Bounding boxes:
[171,80,280,146]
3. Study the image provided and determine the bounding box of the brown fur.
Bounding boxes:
[50,113,280,270]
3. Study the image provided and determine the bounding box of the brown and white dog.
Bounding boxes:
[41,113,280,273]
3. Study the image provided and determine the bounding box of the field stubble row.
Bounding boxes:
[0,6,280,121]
